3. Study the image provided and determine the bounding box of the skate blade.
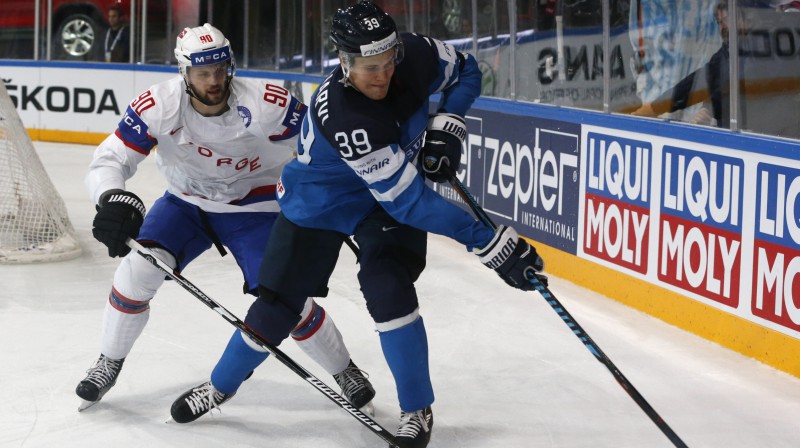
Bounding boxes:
[361,401,375,416]
[77,400,99,412]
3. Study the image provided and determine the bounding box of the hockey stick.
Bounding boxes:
[126,239,400,447]
[441,168,688,448]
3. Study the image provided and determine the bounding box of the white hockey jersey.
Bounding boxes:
[85,76,306,213]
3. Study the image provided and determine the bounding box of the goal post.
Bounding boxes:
[0,80,82,263]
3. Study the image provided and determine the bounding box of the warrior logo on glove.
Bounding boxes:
[421,113,467,183]
[481,237,517,270]
[475,225,546,290]
[92,189,146,258]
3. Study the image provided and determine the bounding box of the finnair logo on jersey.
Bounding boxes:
[191,46,230,66]
[360,32,397,56]
[345,146,399,184]
[355,158,391,176]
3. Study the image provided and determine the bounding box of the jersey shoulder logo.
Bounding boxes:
[281,97,306,130]
[237,106,252,128]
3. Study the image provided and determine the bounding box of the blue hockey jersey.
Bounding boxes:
[277,32,494,250]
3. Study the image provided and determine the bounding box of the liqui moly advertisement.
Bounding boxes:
[753,163,800,332]
[578,124,800,340]
[658,146,743,309]
[583,132,652,274]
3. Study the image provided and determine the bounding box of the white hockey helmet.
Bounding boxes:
[174,23,235,78]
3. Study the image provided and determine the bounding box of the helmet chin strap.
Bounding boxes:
[338,67,354,89]
[337,54,355,89]
[183,80,211,105]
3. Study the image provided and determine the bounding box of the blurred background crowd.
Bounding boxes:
[2,0,798,138]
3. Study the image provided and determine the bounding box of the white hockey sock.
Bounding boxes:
[291,298,350,375]
[100,294,150,360]
[99,248,173,360]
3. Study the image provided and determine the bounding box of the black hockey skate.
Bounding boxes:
[76,355,125,411]
[333,360,376,413]
[170,381,235,423]
[394,406,433,448]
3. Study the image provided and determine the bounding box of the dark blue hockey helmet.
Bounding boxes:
[330,1,403,62]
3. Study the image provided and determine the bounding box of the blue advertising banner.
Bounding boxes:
[432,109,581,254]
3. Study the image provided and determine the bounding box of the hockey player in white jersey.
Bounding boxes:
[170,3,545,447]
[75,23,375,416]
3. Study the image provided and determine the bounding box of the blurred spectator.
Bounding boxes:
[632,0,744,127]
[104,5,130,62]
[775,1,800,11]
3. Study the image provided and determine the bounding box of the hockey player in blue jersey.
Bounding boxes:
[171,2,544,446]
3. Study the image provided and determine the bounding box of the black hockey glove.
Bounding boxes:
[475,225,546,291]
[421,113,467,183]
[92,189,146,258]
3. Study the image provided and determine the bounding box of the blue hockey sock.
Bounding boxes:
[379,316,434,412]
[210,330,270,394]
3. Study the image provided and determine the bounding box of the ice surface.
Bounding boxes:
[2,141,799,448]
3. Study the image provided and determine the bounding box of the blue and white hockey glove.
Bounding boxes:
[421,113,466,183]
[92,189,146,258]
[475,225,546,290]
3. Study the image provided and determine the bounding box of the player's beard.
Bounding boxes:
[189,82,229,107]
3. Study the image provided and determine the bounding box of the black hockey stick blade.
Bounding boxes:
[443,168,689,448]
[126,239,400,447]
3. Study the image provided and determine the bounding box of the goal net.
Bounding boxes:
[0,80,82,263]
